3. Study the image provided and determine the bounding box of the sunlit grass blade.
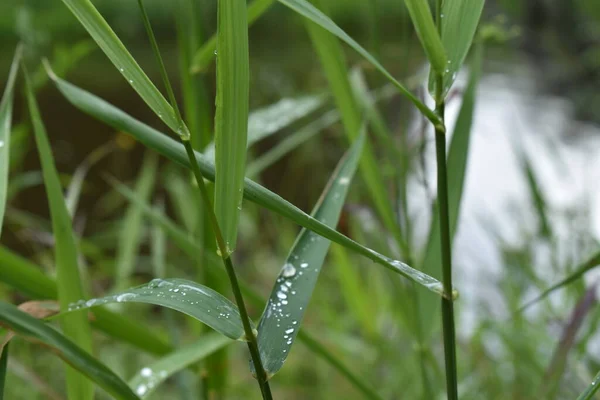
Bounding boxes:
[428,0,485,98]
[114,151,158,291]
[403,0,447,74]
[0,45,22,237]
[518,250,600,312]
[128,332,231,398]
[57,0,190,138]
[50,74,450,296]
[576,369,600,400]
[190,0,275,74]
[0,301,138,400]
[24,68,94,400]
[0,342,8,398]
[68,278,251,340]
[257,127,364,377]
[279,0,440,125]
[204,94,327,161]
[213,0,250,256]
[0,246,172,355]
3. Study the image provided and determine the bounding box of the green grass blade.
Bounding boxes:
[57,0,190,139]
[519,251,600,312]
[0,45,21,238]
[428,0,485,98]
[204,94,327,162]
[0,342,8,398]
[279,0,440,125]
[403,0,447,74]
[0,301,139,400]
[24,69,94,400]
[128,332,231,398]
[256,128,364,377]
[576,369,600,400]
[114,151,158,291]
[214,0,250,256]
[0,246,172,355]
[190,0,276,74]
[50,74,450,296]
[68,278,251,340]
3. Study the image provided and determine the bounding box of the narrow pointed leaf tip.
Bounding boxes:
[257,126,365,376]
[67,278,248,340]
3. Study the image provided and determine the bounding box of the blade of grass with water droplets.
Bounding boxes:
[214,0,250,255]
[190,0,275,74]
[57,0,189,138]
[428,0,484,98]
[0,45,21,238]
[576,369,600,400]
[278,0,440,125]
[128,332,231,398]
[0,301,139,400]
[68,278,250,340]
[257,129,364,376]
[24,68,94,400]
[0,246,172,355]
[403,0,447,75]
[50,74,450,296]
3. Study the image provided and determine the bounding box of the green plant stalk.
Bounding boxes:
[183,141,272,400]
[434,0,458,398]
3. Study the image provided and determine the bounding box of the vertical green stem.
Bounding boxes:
[434,1,458,399]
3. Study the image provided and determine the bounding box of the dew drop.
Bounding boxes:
[0,140,4,148]
[300,262,308,268]
[277,292,287,300]
[285,328,294,334]
[140,367,153,377]
[136,384,148,395]
[282,263,296,278]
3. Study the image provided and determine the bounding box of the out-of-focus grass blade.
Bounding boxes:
[214,0,250,255]
[519,251,600,312]
[51,74,451,296]
[576,369,600,400]
[68,278,250,340]
[57,0,190,138]
[0,45,22,237]
[190,0,275,74]
[403,0,447,74]
[428,0,485,98]
[0,301,139,400]
[257,129,364,376]
[204,94,327,161]
[114,151,158,291]
[24,69,94,400]
[279,0,440,125]
[0,246,172,355]
[0,342,8,398]
[128,332,231,398]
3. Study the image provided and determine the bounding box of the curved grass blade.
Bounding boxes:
[57,0,190,138]
[256,128,364,376]
[403,0,447,74]
[68,279,250,340]
[190,0,275,74]
[204,94,327,161]
[278,0,441,125]
[428,0,485,98]
[0,342,8,398]
[214,0,250,256]
[0,45,22,238]
[24,68,94,400]
[50,74,451,297]
[128,332,231,398]
[0,246,172,355]
[576,369,600,400]
[0,301,139,400]
[518,251,600,313]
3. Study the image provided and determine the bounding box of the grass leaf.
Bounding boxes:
[0,342,8,398]
[576,369,600,400]
[257,127,364,377]
[68,278,251,340]
[0,45,22,237]
[128,332,231,398]
[214,0,250,255]
[403,0,447,74]
[57,0,190,138]
[50,74,451,296]
[24,68,94,400]
[0,301,139,400]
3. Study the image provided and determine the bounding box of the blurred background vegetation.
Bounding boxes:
[1,0,600,399]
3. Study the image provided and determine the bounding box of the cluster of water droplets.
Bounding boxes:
[134,367,168,396]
